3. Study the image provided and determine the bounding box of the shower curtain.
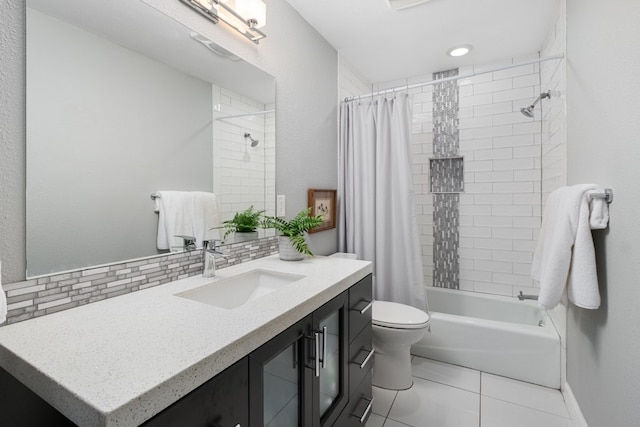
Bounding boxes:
[338,93,426,311]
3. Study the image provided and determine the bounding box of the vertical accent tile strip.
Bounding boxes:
[432,69,460,289]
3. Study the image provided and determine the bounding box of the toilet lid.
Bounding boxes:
[372,301,430,329]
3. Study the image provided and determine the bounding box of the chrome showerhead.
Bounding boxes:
[520,105,535,118]
[244,132,259,147]
[519,90,551,118]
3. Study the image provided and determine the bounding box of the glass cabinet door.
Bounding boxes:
[313,293,348,427]
[263,342,299,427]
[250,317,313,427]
[318,310,340,417]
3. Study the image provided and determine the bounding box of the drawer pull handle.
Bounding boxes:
[351,397,375,424]
[359,300,374,314]
[359,348,375,369]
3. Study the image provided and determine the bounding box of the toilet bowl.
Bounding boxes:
[372,300,430,390]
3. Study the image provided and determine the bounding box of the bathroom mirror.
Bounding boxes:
[26,0,276,277]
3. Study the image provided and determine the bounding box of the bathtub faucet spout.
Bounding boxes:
[518,291,538,301]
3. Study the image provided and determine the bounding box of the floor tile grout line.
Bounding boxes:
[411,373,481,395]
[479,372,483,427]
[482,395,574,420]
[479,371,572,420]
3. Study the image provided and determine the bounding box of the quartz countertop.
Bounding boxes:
[0,255,372,427]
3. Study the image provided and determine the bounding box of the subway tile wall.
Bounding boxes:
[212,85,276,222]
[3,237,279,324]
[403,56,543,297]
[457,57,542,297]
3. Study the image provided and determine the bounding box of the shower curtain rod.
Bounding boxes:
[214,109,275,121]
[344,54,565,102]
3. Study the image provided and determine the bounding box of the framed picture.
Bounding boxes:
[308,189,337,233]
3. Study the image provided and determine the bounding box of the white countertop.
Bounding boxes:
[0,255,372,427]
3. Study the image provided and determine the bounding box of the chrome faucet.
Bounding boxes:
[202,240,230,278]
[517,291,539,301]
[173,235,197,252]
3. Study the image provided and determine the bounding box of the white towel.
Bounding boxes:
[531,184,603,310]
[191,192,221,247]
[1,262,7,325]
[156,191,197,251]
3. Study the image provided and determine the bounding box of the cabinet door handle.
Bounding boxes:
[314,331,321,377]
[359,300,374,314]
[359,348,375,369]
[351,396,375,424]
[321,326,328,369]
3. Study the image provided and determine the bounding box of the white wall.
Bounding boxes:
[540,1,567,206]
[0,0,339,283]
[565,0,640,425]
[338,54,371,101]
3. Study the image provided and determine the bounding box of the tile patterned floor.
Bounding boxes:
[366,356,575,427]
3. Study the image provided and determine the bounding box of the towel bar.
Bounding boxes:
[150,192,160,200]
[589,188,613,204]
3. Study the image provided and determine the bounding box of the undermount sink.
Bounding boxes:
[176,269,306,309]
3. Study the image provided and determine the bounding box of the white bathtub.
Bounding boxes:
[412,287,561,389]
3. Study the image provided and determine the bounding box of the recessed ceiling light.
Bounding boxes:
[447,45,473,57]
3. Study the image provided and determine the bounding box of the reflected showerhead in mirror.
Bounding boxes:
[520,90,551,118]
[245,132,259,147]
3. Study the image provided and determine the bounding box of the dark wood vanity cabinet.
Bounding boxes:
[145,274,372,427]
[249,288,350,427]
[335,274,375,426]
[142,357,249,427]
[249,274,373,427]
[0,274,373,427]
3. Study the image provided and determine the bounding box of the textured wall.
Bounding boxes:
[0,0,339,284]
[0,1,26,284]
[566,0,640,425]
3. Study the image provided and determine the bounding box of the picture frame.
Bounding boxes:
[308,189,337,233]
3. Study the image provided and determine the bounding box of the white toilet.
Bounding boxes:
[372,300,430,390]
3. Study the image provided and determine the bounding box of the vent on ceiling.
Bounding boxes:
[386,0,433,11]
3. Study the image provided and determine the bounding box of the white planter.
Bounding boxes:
[278,236,304,261]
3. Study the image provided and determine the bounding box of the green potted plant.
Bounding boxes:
[217,205,265,242]
[262,208,324,261]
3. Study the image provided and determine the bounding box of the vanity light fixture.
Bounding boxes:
[447,45,473,57]
[180,0,267,44]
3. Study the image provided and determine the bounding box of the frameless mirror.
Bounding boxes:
[26,0,276,277]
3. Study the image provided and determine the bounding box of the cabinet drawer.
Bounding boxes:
[334,370,373,427]
[348,325,373,394]
[348,274,373,343]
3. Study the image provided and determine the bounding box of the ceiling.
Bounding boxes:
[285,0,560,85]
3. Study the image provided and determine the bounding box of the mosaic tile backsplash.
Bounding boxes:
[2,237,279,324]
[432,69,462,289]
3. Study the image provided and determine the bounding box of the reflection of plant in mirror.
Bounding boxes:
[262,208,324,256]
[216,206,265,240]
